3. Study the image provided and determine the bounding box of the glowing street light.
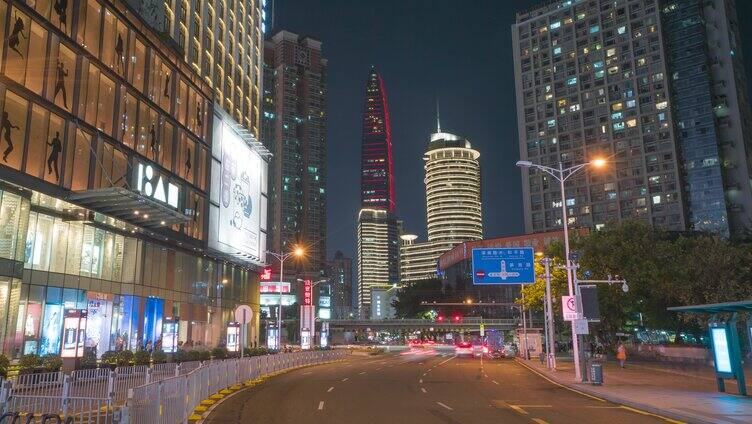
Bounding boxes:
[265,245,306,350]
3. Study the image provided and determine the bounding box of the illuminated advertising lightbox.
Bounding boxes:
[260,282,291,293]
[162,318,179,354]
[208,119,266,264]
[303,280,312,306]
[319,296,331,308]
[61,309,87,358]
[711,326,733,375]
[260,294,296,306]
[227,323,240,352]
[40,304,63,355]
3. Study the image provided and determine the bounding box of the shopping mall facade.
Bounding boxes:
[0,0,268,358]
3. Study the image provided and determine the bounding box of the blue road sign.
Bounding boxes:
[471,247,536,285]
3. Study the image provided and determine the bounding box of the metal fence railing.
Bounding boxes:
[0,350,347,423]
[126,350,346,424]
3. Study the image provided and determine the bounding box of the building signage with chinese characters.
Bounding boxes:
[471,248,536,285]
[303,279,313,306]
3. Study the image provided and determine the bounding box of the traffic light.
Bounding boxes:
[437,315,444,322]
[453,315,461,322]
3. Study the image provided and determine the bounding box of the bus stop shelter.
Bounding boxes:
[668,300,752,396]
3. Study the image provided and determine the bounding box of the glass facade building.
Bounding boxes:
[0,0,260,358]
[513,0,752,237]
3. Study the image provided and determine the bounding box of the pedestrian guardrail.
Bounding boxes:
[0,350,346,423]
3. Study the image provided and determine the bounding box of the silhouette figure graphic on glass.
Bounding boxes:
[47,131,62,181]
[54,60,68,108]
[163,74,170,98]
[1,111,20,163]
[8,16,26,58]
[185,147,192,175]
[53,0,67,30]
[150,124,159,159]
[115,33,124,72]
[196,104,203,128]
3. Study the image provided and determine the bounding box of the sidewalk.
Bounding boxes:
[517,358,752,424]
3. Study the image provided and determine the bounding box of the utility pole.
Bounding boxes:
[521,286,529,360]
[542,257,556,370]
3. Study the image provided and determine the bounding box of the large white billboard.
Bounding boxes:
[208,116,266,264]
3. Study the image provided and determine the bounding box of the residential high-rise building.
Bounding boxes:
[400,118,483,283]
[356,68,399,317]
[327,251,353,319]
[513,0,752,238]
[262,30,327,275]
[128,0,266,138]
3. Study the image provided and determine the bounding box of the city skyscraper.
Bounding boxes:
[128,0,267,138]
[262,30,327,275]
[361,67,396,212]
[400,115,483,283]
[356,67,399,317]
[513,0,752,238]
[327,251,353,319]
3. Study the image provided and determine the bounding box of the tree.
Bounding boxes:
[392,278,453,318]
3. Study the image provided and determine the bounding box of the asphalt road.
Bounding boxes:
[204,347,674,424]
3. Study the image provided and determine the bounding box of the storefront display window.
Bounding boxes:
[119,91,137,149]
[142,296,163,350]
[39,287,63,355]
[67,128,92,190]
[0,190,28,261]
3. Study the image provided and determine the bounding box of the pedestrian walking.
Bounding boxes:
[616,343,627,368]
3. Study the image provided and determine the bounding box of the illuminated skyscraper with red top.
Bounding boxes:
[357,67,400,318]
[360,67,396,212]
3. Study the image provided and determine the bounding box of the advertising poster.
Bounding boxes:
[216,125,262,258]
[86,292,113,357]
[39,303,63,355]
[162,319,179,353]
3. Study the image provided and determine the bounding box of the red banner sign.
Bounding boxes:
[303,279,312,306]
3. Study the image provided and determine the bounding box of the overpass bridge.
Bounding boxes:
[325,318,541,332]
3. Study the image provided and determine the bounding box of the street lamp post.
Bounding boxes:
[541,257,556,370]
[266,246,305,350]
[517,158,605,381]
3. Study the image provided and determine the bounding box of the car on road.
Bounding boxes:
[473,343,488,358]
[454,341,473,357]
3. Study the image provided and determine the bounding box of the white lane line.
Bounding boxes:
[422,373,427,376]
[492,380,500,385]
[318,401,324,410]
[359,371,367,375]
[421,387,427,394]
[436,402,454,411]
[302,371,312,375]
[376,367,382,371]
[327,386,334,393]
[419,379,423,383]
[341,377,349,382]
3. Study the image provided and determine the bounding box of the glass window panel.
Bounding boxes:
[0,3,6,66]
[177,131,194,182]
[0,192,22,260]
[49,0,72,35]
[118,91,136,148]
[49,218,68,273]
[25,104,50,180]
[47,41,75,112]
[177,80,188,126]
[4,10,31,85]
[77,0,101,56]
[130,38,146,93]
[101,231,114,281]
[64,222,83,275]
[96,73,115,135]
[70,128,91,190]
[197,145,207,190]
[24,22,47,94]
[121,237,137,284]
[46,114,65,184]
[161,119,173,171]
[31,213,54,271]
[80,63,99,125]
[136,102,150,157]
[112,234,124,282]
[147,108,159,162]
[1,90,29,170]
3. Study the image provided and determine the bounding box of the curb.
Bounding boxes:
[193,359,345,423]
[514,359,718,424]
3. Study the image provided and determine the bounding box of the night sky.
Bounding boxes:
[274,0,752,262]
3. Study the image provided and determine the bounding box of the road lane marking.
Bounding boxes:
[421,388,427,394]
[436,402,453,411]
[341,377,349,382]
[491,380,500,385]
[531,419,549,424]
[318,401,324,410]
[302,371,312,375]
[619,406,685,424]
[327,387,334,393]
[514,360,606,403]
[376,367,382,371]
[419,379,423,383]
[508,405,528,415]
[359,371,366,375]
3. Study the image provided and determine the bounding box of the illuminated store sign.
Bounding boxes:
[260,282,291,293]
[303,280,312,306]
[134,162,180,209]
[260,294,296,306]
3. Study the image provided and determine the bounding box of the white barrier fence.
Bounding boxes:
[125,350,345,424]
[0,350,346,423]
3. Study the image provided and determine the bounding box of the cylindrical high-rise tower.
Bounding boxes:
[424,131,482,244]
